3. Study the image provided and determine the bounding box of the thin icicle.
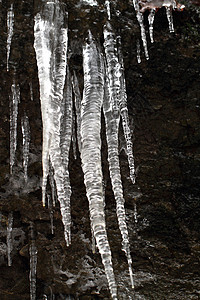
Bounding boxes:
[7,212,13,267]
[21,114,30,182]
[134,202,138,224]
[105,0,111,20]
[136,39,141,64]
[10,79,20,174]
[30,82,34,101]
[29,222,37,300]
[166,6,174,33]
[148,9,156,43]
[82,31,117,299]
[132,0,149,60]
[117,37,135,184]
[72,71,82,152]
[34,1,72,246]
[49,163,56,207]
[59,68,73,245]
[72,109,77,160]
[103,24,134,288]
[7,4,14,71]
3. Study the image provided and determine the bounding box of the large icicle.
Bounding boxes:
[29,222,37,300]
[81,31,117,299]
[7,4,14,71]
[10,79,20,174]
[132,0,149,60]
[34,0,72,245]
[7,212,13,266]
[103,22,134,288]
[21,114,30,182]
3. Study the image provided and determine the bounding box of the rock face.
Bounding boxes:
[0,0,200,299]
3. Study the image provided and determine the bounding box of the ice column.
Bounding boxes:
[7,212,13,266]
[29,222,37,300]
[148,9,156,43]
[132,0,149,60]
[7,4,14,71]
[81,31,117,299]
[103,23,134,288]
[34,1,72,245]
[10,80,20,174]
[166,6,174,33]
[21,114,30,182]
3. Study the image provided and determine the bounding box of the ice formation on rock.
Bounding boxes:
[10,79,20,174]
[7,3,14,71]
[32,0,184,298]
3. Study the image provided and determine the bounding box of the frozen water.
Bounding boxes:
[21,114,30,182]
[148,9,156,43]
[7,4,14,71]
[82,30,117,299]
[10,80,20,174]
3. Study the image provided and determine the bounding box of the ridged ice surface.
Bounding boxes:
[21,114,30,182]
[103,22,134,288]
[166,6,174,33]
[81,31,117,299]
[10,80,20,174]
[7,212,13,266]
[7,4,14,71]
[29,223,37,300]
[34,0,72,245]
[132,0,149,60]
[148,9,156,43]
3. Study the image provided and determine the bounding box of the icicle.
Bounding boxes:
[136,39,141,64]
[7,212,13,267]
[49,163,56,207]
[134,202,138,224]
[34,1,72,246]
[148,9,156,43]
[10,79,20,174]
[21,114,30,182]
[103,24,134,288]
[166,6,174,33]
[7,4,14,71]
[29,222,37,300]
[117,37,136,185]
[82,31,117,299]
[72,109,77,160]
[59,68,73,245]
[72,71,82,153]
[132,0,149,60]
[105,0,111,20]
[30,82,34,101]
